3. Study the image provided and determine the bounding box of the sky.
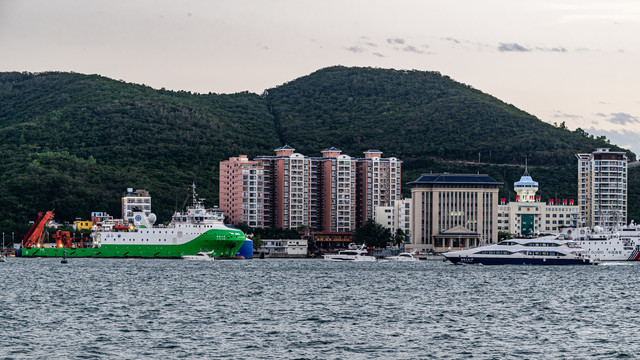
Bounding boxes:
[1,0,639,154]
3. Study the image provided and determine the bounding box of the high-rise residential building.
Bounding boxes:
[228,146,401,233]
[256,145,312,230]
[316,147,357,232]
[576,148,628,229]
[256,146,356,232]
[496,168,578,235]
[219,155,265,227]
[409,174,501,251]
[356,150,402,228]
[121,188,151,224]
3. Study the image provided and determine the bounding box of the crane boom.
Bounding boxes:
[22,210,55,248]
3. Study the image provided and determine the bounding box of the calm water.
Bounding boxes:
[2,258,639,359]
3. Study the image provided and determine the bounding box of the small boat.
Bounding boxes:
[323,244,376,262]
[443,237,597,265]
[386,252,418,262]
[182,251,214,261]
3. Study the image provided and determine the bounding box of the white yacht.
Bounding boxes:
[386,252,418,262]
[182,251,214,261]
[323,244,376,262]
[443,237,596,265]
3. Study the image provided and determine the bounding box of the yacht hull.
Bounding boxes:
[445,256,594,265]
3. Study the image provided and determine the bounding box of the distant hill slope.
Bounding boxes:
[0,68,636,237]
[0,72,280,228]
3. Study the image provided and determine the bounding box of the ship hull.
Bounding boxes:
[20,229,245,258]
[445,256,594,265]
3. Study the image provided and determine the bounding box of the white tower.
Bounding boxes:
[514,162,538,203]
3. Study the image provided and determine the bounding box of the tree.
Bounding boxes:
[392,228,406,247]
[235,222,253,236]
[251,234,263,251]
[353,219,391,248]
[498,231,512,242]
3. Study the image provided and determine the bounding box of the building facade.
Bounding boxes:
[356,150,402,228]
[409,174,501,251]
[576,148,628,229]
[374,198,411,242]
[246,146,401,233]
[497,169,578,235]
[219,155,265,227]
[121,188,151,224]
[255,145,313,230]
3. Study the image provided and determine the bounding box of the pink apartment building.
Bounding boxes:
[219,155,265,227]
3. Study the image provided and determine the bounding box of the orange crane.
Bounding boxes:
[52,230,73,248]
[22,210,55,248]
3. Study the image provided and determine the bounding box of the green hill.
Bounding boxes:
[0,67,636,240]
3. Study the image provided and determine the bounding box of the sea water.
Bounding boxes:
[1,258,639,359]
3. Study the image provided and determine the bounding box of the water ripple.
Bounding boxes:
[2,258,640,358]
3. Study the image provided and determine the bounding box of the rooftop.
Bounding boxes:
[409,173,502,185]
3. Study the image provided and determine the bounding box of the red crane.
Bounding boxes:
[22,210,55,248]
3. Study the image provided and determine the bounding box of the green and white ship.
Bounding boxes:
[20,185,245,258]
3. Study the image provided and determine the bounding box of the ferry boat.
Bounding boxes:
[323,243,376,262]
[559,222,640,262]
[19,185,245,259]
[443,237,596,265]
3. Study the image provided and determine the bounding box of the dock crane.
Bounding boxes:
[22,210,55,248]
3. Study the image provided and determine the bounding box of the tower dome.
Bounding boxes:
[514,163,538,203]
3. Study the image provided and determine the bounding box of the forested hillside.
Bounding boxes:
[0,68,636,240]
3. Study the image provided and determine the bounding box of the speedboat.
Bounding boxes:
[443,237,597,265]
[386,252,418,262]
[182,251,214,261]
[323,244,376,262]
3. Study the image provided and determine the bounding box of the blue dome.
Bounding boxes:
[514,175,538,187]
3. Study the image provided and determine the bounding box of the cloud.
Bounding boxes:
[365,42,377,47]
[608,112,640,125]
[583,127,640,153]
[386,38,405,45]
[442,37,461,44]
[372,52,384,58]
[403,45,423,54]
[553,111,582,119]
[498,43,530,52]
[499,43,569,53]
[544,47,568,52]
[345,46,366,53]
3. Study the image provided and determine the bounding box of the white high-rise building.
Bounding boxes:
[576,148,628,229]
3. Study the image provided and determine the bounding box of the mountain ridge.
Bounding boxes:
[0,67,636,238]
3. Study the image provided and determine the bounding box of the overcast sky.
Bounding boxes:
[2,0,639,154]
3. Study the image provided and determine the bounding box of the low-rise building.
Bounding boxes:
[374,198,411,243]
[409,173,502,252]
[259,238,308,257]
[74,220,94,231]
[498,168,578,235]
